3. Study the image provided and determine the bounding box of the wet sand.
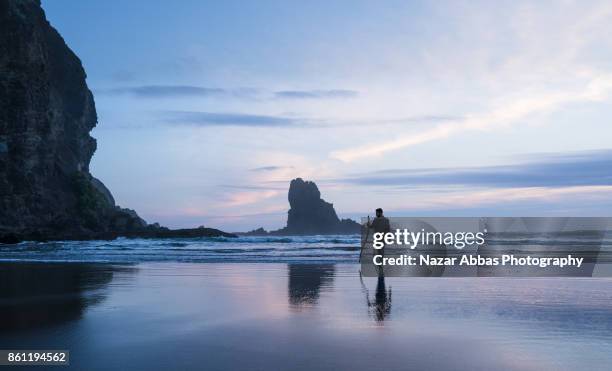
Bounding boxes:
[1,263,611,370]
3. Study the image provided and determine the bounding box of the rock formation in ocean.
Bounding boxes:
[245,178,361,235]
[0,0,233,242]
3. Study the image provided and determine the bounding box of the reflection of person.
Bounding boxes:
[373,276,392,321]
[366,208,390,271]
[361,275,392,322]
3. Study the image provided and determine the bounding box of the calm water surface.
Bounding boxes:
[1,262,611,370]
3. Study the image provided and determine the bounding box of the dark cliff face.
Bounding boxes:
[0,0,145,240]
[280,178,360,235]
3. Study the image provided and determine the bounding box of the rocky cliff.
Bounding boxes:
[0,0,232,242]
[0,0,149,242]
[246,178,360,235]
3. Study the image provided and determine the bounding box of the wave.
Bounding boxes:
[200,236,360,244]
[2,233,609,264]
[0,235,362,264]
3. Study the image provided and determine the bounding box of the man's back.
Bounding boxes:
[370,216,390,233]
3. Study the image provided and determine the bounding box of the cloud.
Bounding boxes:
[159,110,458,129]
[250,166,294,172]
[274,89,358,99]
[339,149,612,188]
[389,185,612,213]
[224,190,281,207]
[161,111,309,127]
[98,85,228,98]
[218,184,286,191]
[375,115,461,124]
[97,85,359,100]
[110,70,137,82]
[331,74,612,162]
[363,186,612,219]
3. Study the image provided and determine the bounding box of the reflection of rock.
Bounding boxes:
[0,263,134,331]
[245,178,360,235]
[288,264,335,308]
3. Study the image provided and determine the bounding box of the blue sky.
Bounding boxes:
[42,0,612,231]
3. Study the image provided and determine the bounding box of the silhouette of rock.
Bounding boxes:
[0,0,232,242]
[244,178,360,235]
[282,178,359,234]
[243,227,268,236]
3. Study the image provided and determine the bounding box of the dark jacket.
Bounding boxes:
[369,216,391,233]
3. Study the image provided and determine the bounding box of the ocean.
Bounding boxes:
[0,235,362,263]
[0,232,610,264]
[1,235,612,370]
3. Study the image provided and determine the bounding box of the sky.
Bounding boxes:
[41,0,612,231]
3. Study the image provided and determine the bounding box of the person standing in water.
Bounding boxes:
[368,208,390,234]
[367,208,391,267]
[361,209,392,321]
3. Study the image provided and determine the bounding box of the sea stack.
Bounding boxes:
[276,178,360,235]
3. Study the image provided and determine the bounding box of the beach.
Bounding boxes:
[2,1,612,370]
[2,261,612,370]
